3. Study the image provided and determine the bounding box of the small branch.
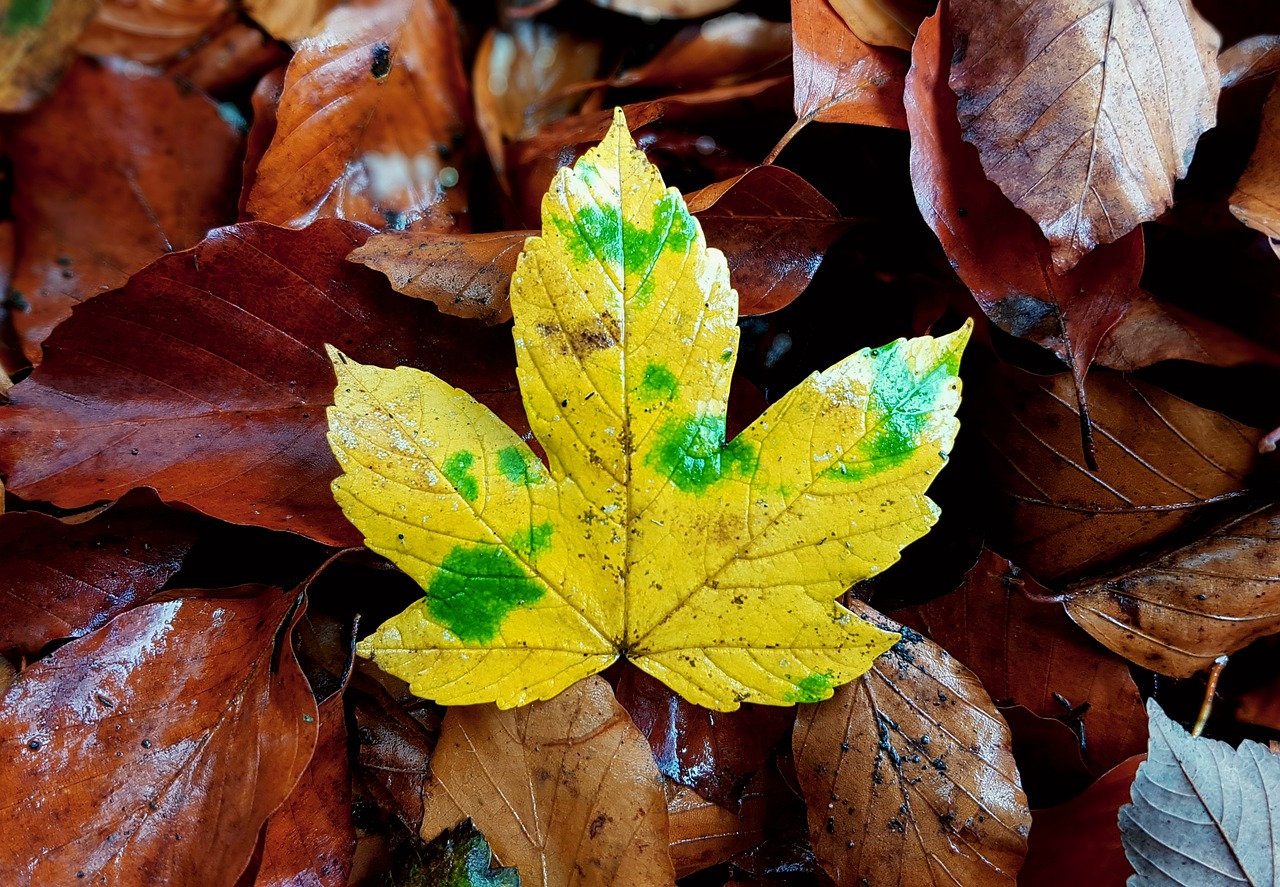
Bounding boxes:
[1191,654,1230,738]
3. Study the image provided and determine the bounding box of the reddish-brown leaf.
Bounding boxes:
[891,550,1146,774]
[0,488,199,660]
[1017,756,1144,887]
[6,58,242,360]
[790,0,908,132]
[907,8,1143,413]
[613,13,791,90]
[244,0,343,42]
[0,586,318,885]
[999,705,1095,807]
[793,602,1031,887]
[77,0,234,63]
[1095,292,1280,371]
[615,665,793,810]
[949,0,1220,271]
[1238,677,1280,732]
[1064,503,1280,677]
[979,365,1258,582]
[1231,81,1280,257]
[0,220,522,547]
[665,766,797,879]
[253,694,355,887]
[244,0,473,232]
[168,23,292,99]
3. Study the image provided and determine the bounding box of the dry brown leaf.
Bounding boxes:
[245,0,472,232]
[77,0,234,63]
[613,13,791,90]
[419,675,676,887]
[1095,291,1280,371]
[980,365,1259,582]
[167,22,291,97]
[665,776,778,879]
[245,0,343,42]
[1220,34,1280,88]
[891,549,1146,774]
[1231,81,1280,257]
[1064,503,1280,677]
[592,0,737,19]
[0,0,97,111]
[949,0,1221,271]
[474,21,601,180]
[828,0,933,51]
[793,602,1031,887]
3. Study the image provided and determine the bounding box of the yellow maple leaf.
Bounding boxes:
[327,109,971,710]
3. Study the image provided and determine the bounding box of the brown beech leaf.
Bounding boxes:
[1064,502,1280,677]
[0,488,199,660]
[616,666,793,810]
[592,0,737,18]
[77,0,234,63]
[998,705,1095,807]
[1238,676,1280,732]
[980,365,1258,582]
[949,0,1221,272]
[1220,35,1280,88]
[0,586,318,885]
[793,602,1031,887]
[253,694,355,887]
[244,0,343,42]
[350,164,844,324]
[419,675,676,887]
[0,0,97,111]
[781,0,910,157]
[0,220,521,547]
[6,58,242,361]
[244,0,472,232]
[665,768,799,879]
[474,21,601,180]
[1231,81,1280,255]
[613,13,792,90]
[907,8,1143,424]
[686,165,851,315]
[1094,292,1280,371]
[891,549,1146,774]
[167,23,291,98]
[1017,755,1143,887]
[828,0,934,51]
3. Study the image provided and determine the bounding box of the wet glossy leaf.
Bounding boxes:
[244,0,472,232]
[0,220,522,547]
[0,0,97,111]
[907,8,1143,405]
[892,549,1146,773]
[253,694,355,887]
[0,586,318,885]
[418,676,675,887]
[979,365,1258,582]
[6,58,242,360]
[77,0,233,62]
[350,667,440,834]
[1121,701,1280,886]
[664,770,796,879]
[950,0,1220,271]
[396,820,519,887]
[1231,82,1280,258]
[1018,755,1144,887]
[1065,502,1280,678]
[0,488,199,659]
[793,602,1031,887]
[334,110,970,709]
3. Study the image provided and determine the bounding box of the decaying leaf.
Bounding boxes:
[331,110,970,709]
[0,586,318,885]
[1231,82,1280,257]
[828,0,934,51]
[665,769,797,879]
[244,0,343,42]
[1220,34,1280,88]
[592,0,737,18]
[418,676,675,887]
[1121,701,1280,886]
[6,58,242,359]
[0,0,97,111]
[980,365,1258,582]
[77,0,234,63]
[907,8,1143,421]
[0,489,199,659]
[793,603,1031,887]
[1065,502,1280,678]
[0,220,522,547]
[245,0,472,232]
[949,0,1221,271]
[393,820,519,887]
[892,549,1146,773]
[1095,293,1280,371]
[612,13,792,90]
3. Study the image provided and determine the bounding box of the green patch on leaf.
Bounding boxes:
[507,522,554,559]
[496,446,544,486]
[786,671,834,704]
[645,413,757,494]
[638,363,679,403]
[2,0,53,34]
[443,451,480,501]
[426,545,545,643]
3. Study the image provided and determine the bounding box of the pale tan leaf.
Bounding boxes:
[245,0,343,42]
[1231,81,1280,258]
[1219,34,1280,88]
[950,0,1221,271]
[419,676,676,887]
[828,0,934,51]
[78,0,233,63]
[591,0,737,19]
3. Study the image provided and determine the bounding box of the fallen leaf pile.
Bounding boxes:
[2,0,1280,885]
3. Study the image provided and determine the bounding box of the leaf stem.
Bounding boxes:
[1190,654,1229,738]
